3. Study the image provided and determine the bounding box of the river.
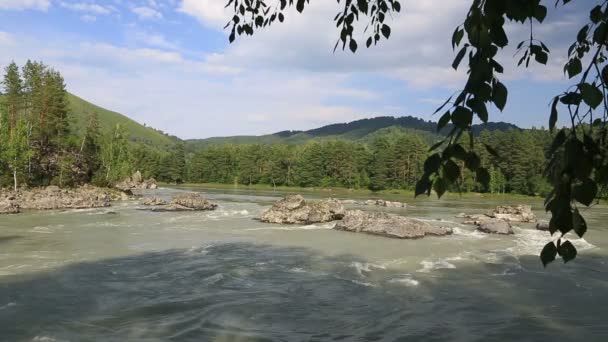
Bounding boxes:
[1,186,607,341]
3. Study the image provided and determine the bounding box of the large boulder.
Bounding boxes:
[150,193,217,212]
[260,195,345,224]
[114,171,158,192]
[334,210,452,239]
[477,221,514,235]
[488,205,536,223]
[0,195,20,214]
[141,196,168,206]
[536,220,550,231]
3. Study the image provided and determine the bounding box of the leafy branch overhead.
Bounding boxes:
[225,0,608,265]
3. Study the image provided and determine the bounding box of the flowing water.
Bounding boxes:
[0,186,607,341]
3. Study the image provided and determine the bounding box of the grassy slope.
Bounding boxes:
[68,93,178,151]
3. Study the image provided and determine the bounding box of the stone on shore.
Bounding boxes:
[260,195,345,224]
[0,195,20,214]
[536,220,550,231]
[334,210,452,239]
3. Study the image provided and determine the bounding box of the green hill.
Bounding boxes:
[67,93,178,151]
[185,115,519,151]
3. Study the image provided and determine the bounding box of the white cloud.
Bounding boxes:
[60,1,113,15]
[80,14,97,22]
[132,31,178,50]
[132,6,163,20]
[0,31,13,44]
[178,0,228,28]
[0,0,50,11]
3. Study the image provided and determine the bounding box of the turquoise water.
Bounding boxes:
[0,187,607,341]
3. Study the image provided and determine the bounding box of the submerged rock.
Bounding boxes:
[0,196,20,214]
[334,210,452,239]
[260,195,345,224]
[114,171,157,192]
[141,196,168,206]
[150,193,217,212]
[536,220,550,231]
[488,205,536,223]
[364,199,407,208]
[477,221,513,235]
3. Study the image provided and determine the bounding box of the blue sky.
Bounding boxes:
[0,0,588,139]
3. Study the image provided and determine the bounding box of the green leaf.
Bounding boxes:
[476,167,490,188]
[492,80,508,111]
[349,38,358,53]
[549,97,559,131]
[573,179,598,206]
[296,0,306,13]
[579,83,603,109]
[557,240,577,263]
[433,177,447,198]
[593,22,608,44]
[534,51,548,65]
[452,46,467,70]
[393,1,401,12]
[572,209,587,238]
[566,59,582,79]
[358,0,368,13]
[278,13,284,22]
[451,106,473,129]
[465,152,481,171]
[424,153,442,174]
[483,143,499,158]
[452,27,464,49]
[415,176,432,197]
[366,36,372,48]
[540,241,557,267]
[533,5,547,22]
[437,111,451,131]
[590,5,603,23]
[381,24,391,39]
[443,160,460,183]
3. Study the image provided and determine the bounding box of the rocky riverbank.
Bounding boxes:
[260,195,345,224]
[0,185,125,214]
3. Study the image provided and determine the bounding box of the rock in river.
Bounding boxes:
[536,220,550,231]
[489,205,536,223]
[114,171,158,192]
[150,193,217,212]
[334,210,452,239]
[260,195,345,224]
[141,196,168,206]
[477,221,514,235]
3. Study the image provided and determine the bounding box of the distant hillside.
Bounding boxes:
[185,115,519,151]
[68,93,179,151]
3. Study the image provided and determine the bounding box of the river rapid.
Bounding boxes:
[0,186,607,341]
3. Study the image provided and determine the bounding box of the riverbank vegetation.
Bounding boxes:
[0,61,569,200]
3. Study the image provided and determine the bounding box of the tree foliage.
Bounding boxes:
[225,0,608,265]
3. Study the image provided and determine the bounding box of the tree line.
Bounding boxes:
[0,61,579,198]
[182,128,556,197]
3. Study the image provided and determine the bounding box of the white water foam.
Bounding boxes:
[507,227,596,256]
[451,226,489,239]
[245,222,336,231]
[0,302,16,310]
[417,259,457,273]
[350,262,386,276]
[388,275,420,287]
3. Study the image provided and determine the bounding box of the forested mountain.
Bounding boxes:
[185,116,519,151]
[67,93,179,152]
